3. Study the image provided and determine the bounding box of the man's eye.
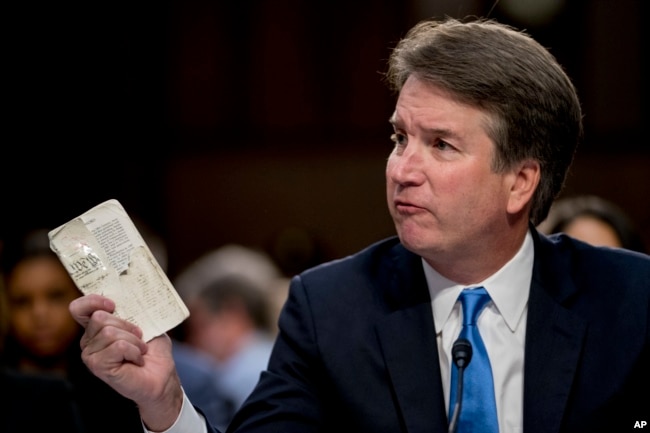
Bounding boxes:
[433,139,453,151]
[390,133,406,145]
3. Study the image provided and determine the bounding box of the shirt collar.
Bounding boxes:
[424,230,534,334]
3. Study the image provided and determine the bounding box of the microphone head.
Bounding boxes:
[452,338,472,368]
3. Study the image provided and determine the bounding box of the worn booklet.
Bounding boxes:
[48,199,189,342]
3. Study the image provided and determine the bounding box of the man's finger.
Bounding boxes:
[69,294,116,327]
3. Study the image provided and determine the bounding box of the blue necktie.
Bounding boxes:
[448,287,499,433]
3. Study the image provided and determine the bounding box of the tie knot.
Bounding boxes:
[459,287,491,326]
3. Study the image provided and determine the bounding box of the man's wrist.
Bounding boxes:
[139,378,185,432]
[141,389,207,433]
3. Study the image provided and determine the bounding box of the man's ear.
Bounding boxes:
[507,159,540,214]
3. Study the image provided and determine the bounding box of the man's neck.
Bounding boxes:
[423,227,529,285]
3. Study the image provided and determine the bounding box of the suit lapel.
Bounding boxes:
[375,244,449,433]
[523,232,588,433]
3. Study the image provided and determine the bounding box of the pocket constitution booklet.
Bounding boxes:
[48,199,189,342]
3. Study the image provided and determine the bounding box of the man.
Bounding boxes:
[70,17,649,433]
[183,273,275,426]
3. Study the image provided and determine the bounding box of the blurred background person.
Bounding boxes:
[537,194,647,252]
[173,243,290,336]
[1,238,84,433]
[169,242,289,429]
[181,273,276,429]
[170,336,235,431]
[0,227,142,433]
[1,228,82,377]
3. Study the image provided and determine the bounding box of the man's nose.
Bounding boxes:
[388,143,426,186]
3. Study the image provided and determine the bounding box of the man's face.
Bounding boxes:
[386,75,518,269]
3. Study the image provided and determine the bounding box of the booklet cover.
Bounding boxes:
[48,199,189,342]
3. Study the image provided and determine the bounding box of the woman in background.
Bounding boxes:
[0,228,143,433]
[537,194,647,252]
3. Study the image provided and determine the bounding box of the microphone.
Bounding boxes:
[448,338,472,433]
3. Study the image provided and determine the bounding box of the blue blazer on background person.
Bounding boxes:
[215,226,649,433]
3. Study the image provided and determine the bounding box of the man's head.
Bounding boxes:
[185,274,272,363]
[385,17,583,225]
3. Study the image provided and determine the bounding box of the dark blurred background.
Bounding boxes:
[4,0,648,279]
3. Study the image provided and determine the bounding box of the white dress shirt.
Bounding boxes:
[143,390,206,433]
[149,231,534,433]
[424,230,533,433]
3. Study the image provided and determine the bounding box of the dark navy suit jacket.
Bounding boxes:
[209,228,649,433]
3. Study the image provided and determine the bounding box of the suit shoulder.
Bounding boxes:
[538,231,650,288]
[542,232,650,264]
[299,236,404,280]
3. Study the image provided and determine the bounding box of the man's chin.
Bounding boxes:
[397,232,431,254]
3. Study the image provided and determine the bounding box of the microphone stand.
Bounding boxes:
[448,338,472,433]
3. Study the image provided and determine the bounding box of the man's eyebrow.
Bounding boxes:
[427,127,456,138]
[388,116,457,139]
